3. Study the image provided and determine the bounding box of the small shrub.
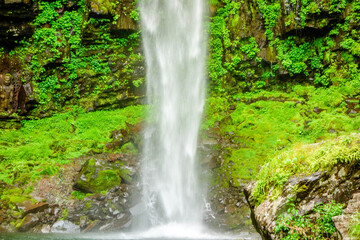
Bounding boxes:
[275,201,343,239]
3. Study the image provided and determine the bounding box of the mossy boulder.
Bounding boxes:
[73,158,131,193]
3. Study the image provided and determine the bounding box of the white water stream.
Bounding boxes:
[139,0,207,230]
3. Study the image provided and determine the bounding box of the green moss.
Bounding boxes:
[119,142,138,155]
[96,170,121,190]
[252,134,360,205]
[84,201,92,211]
[71,191,86,200]
[1,188,31,204]
[350,213,360,238]
[62,208,69,219]
[207,83,360,189]
[75,158,132,193]
[0,105,145,186]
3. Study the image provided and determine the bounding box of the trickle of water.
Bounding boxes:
[139,0,207,227]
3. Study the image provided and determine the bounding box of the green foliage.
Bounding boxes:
[275,201,343,239]
[349,213,360,238]
[276,37,313,76]
[9,0,142,110]
[240,37,260,59]
[0,105,145,186]
[252,134,360,205]
[208,0,241,92]
[257,0,281,39]
[207,79,360,186]
[341,37,360,57]
[130,9,140,21]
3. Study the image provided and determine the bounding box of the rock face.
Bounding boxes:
[209,0,360,95]
[332,193,360,239]
[246,160,360,239]
[199,130,258,233]
[0,0,144,118]
[0,0,37,47]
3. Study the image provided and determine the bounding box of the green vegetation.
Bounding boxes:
[204,83,360,183]
[1,0,360,237]
[0,105,145,186]
[275,201,343,239]
[75,158,132,193]
[208,0,360,93]
[6,0,142,113]
[350,213,360,238]
[252,134,360,205]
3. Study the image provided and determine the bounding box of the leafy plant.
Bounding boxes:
[275,201,343,239]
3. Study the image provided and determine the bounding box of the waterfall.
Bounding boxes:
[139,0,207,227]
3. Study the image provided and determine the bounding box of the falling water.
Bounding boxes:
[139,0,207,228]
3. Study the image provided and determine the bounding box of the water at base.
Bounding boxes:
[1,225,260,240]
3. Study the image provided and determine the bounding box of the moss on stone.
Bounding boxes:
[252,134,360,205]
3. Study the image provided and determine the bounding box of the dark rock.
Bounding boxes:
[20,202,49,216]
[82,220,100,232]
[98,214,131,232]
[0,0,37,47]
[17,214,39,232]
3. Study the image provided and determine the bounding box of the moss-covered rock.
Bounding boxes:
[73,158,131,193]
[245,134,360,239]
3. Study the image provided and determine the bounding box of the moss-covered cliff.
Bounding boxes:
[0,0,143,119]
[1,0,360,237]
[206,0,360,182]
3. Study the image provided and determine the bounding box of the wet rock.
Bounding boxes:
[19,201,49,216]
[41,224,51,233]
[206,185,254,232]
[50,220,80,233]
[82,220,100,232]
[129,202,146,216]
[0,0,37,46]
[73,158,127,193]
[17,214,39,232]
[98,214,131,232]
[80,216,90,229]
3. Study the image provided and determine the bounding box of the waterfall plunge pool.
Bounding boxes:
[1,223,261,240]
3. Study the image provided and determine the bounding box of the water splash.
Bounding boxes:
[139,0,207,227]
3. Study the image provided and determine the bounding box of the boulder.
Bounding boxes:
[17,214,39,232]
[50,220,80,233]
[73,158,131,193]
[17,201,49,216]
